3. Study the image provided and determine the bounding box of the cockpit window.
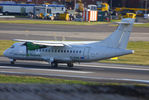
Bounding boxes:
[10,45,15,48]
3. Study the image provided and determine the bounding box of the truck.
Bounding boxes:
[115,7,149,17]
[97,2,110,21]
[34,4,66,20]
[97,2,109,12]
[0,3,35,15]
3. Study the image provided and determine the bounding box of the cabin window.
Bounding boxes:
[76,51,78,53]
[67,50,69,53]
[55,49,57,52]
[61,50,63,53]
[73,50,75,53]
[48,49,50,52]
[58,50,60,53]
[70,50,72,53]
[52,49,54,52]
[64,50,66,53]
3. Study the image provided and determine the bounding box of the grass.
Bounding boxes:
[100,41,149,66]
[0,19,108,25]
[110,23,149,27]
[0,74,148,87]
[0,74,98,85]
[134,23,149,27]
[0,40,16,56]
[0,19,149,27]
[1,40,149,66]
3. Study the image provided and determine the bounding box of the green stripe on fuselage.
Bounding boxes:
[26,42,46,50]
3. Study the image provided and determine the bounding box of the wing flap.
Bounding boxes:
[114,22,131,25]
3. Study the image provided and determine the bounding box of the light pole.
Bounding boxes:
[36,0,38,4]
[145,0,148,14]
[110,0,112,9]
[74,0,76,11]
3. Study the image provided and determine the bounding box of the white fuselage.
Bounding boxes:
[4,42,133,64]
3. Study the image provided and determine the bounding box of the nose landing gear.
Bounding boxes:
[10,59,16,64]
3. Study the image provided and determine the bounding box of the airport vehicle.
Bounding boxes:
[97,2,110,21]
[119,12,136,19]
[0,3,35,15]
[3,18,135,68]
[115,7,149,17]
[34,4,66,20]
[115,7,149,13]
[97,2,109,12]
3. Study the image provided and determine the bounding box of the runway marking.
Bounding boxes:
[0,66,92,74]
[78,64,149,71]
[28,68,92,74]
[0,71,149,84]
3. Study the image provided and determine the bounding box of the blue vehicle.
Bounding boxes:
[0,3,35,15]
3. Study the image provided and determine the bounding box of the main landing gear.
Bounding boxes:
[50,62,74,68]
[51,62,58,68]
[67,63,74,68]
[10,59,16,64]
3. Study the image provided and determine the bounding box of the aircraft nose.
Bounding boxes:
[3,49,8,57]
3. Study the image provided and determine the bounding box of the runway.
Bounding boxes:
[0,56,149,84]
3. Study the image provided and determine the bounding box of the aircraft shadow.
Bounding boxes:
[0,62,80,71]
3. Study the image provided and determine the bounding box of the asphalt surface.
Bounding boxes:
[0,23,149,41]
[0,56,149,84]
[0,23,148,33]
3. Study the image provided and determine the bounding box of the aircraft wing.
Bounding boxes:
[13,39,65,47]
[13,39,97,47]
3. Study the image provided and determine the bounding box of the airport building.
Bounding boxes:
[1,0,149,8]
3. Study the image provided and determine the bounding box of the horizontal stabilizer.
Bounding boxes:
[114,22,131,25]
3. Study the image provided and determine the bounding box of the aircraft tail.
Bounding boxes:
[100,18,135,49]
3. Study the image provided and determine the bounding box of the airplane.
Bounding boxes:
[3,18,135,68]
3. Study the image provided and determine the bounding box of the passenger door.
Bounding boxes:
[83,47,90,60]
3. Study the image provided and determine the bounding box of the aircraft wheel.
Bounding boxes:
[67,63,73,67]
[51,62,58,68]
[10,61,15,64]
[10,59,16,65]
